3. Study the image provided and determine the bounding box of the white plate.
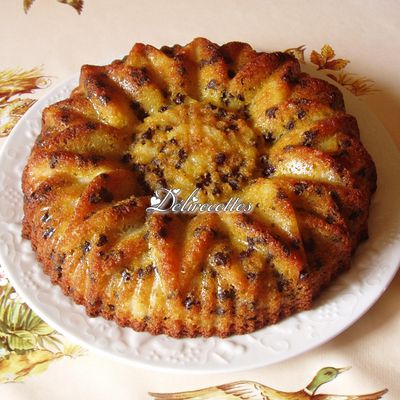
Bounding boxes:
[0,73,399,374]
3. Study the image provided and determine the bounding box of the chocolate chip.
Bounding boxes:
[298,97,311,105]
[303,130,317,147]
[300,270,310,280]
[121,153,132,164]
[96,235,108,247]
[178,65,187,76]
[207,79,217,89]
[196,172,212,189]
[228,179,239,190]
[297,110,306,120]
[246,272,257,281]
[215,307,225,316]
[282,68,298,84]
[121,269,131,282]
[89,155,103,166]
[173,93,185,104]
[132,163,146,173]
[239,249,252,259]
[286,120,295,130]
[341,139,352,149]
[329,91,343,109]
[262,163,275,177]
[221,91,230,106]
[175,148,187,169]
[216,108,227,119]
[137,264,155,279]
[82,241,91,255]
[266,106,278,119]
[49,154,58,169]
[41,211,51,223]
[198,54,221,68]
[130,69,149,86]
[183,295,197,310]
[326,215,335,224]
[241,105,250,119]
[89,187,114,204]
[212,186,221,195]
[330,191,342,208]
[85,121,97,130]
[53,263,63,279]
[160,45,175,56]
[178,148,187,160]
[273,271,289,292]
[215,153,226,165]
[152,159,164,176]
[99,95,111,105]
[128,199,137,208]
[224,123,239,132]
[315,186,323,195]
[30,184,52,201]
[217,287,236,300]
[294,182,308,195]
[60,113,70,123]
[130,101,148,121]
[43,227,55,239]
[141,128,154,140]
[277,189,288,199]
[137,268,144,279]
[263,131,275,144]
[94,79,106,89]
[259,155,269,165]
[213,251,229,266]
[193,226,209,238]
[282,243,291,256]
[220,173,229,183]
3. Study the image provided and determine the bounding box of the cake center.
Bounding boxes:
[129,102,259,202]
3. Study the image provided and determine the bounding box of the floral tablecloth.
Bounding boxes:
[0,1,399,399]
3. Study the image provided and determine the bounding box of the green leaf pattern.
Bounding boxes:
[0,267,85,382]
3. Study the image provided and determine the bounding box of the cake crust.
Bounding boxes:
[22,38,376,338]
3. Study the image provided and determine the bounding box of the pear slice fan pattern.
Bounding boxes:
[22,38,376,338]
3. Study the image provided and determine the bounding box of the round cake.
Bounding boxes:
[22,38,376,337]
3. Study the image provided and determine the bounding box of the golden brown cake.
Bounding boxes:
[22,38,376,337]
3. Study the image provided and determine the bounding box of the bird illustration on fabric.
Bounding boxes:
[149,367,388,400]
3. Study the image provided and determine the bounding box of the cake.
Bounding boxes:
[22,38,376,337]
